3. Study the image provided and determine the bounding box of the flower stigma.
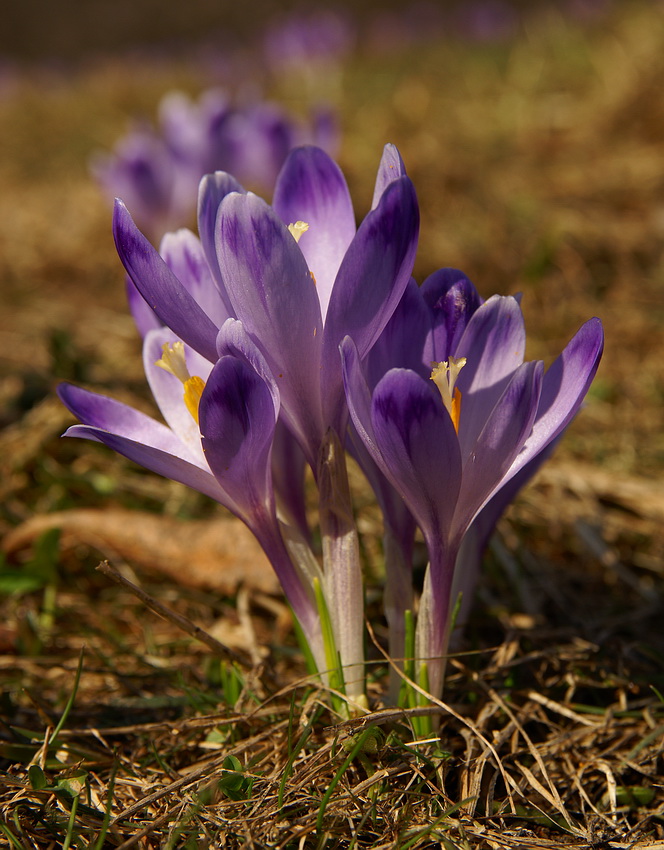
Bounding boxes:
[288,221,309,242]
[155,341,205,425]
[430,356,467,433]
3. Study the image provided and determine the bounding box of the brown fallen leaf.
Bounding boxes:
[2,509,278,595]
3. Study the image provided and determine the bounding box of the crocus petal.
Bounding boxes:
[143,329,210,466]
[502,317,604,485]
[370,368,462,545]
[197,171,246,314]
[341,335,380,466]
[321,176,419,429]
[371,143,407,210]
[62,424,227,504]
[215,191,324,465]
[215,318,279,414]
[271,418,309,539]
[126,276,161,338]
[365,277,431,388]
[113,200,219,362]
[272,146,356,320]
[199,355,278,519]
[159,228,231,329]
[58,383,198,463]
[453,359,543,537]
[421,268,482,361]
[454,294,526,458]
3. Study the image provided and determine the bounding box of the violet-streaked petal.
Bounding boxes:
[321,176,419,428]
[216,192,324,464]
[421,268,482,361]
[126,276,161,338]
[113,200,219,362]
[324,177,419,363]
[199,355,278,519]
[341,336,380,466]
[371,143,407,210]
[62,424,228,504]
[159,228,231,328]
[197,171,246,313]
[271,418,309,539]
[58,383,200,464]
[502,317,604,485]
[370,369,462,545]
[273,146,356,320]
[454,294,526,458]
[453,360,543,537]
[449,438,558,642]
[343,335,418,543]
[215,318,279,415]
[143,329,209,466]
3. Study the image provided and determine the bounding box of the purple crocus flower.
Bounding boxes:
[58,323,324,670]
[342,281,603,697]
[91,124,190,240]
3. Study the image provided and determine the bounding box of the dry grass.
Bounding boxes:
[1,2,663,847]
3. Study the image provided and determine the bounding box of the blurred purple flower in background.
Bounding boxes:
[92,89,338,240]
[263,9,354,77]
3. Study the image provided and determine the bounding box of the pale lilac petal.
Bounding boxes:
[453,360,543,537]
[143,329,210,466]
[113,200,219,362]
[159,228,231,328]
[502,317,604,484]
[370,369,462,545]
[273,146,356,320]
[371,143,407,209]
[62,424,226,503]
[58,383,193,461]
[454,295,526,458]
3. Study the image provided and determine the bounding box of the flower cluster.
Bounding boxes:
[92,89,338,240]
[62,144,603,705]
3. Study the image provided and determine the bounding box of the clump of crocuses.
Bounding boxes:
[61,144,603,707]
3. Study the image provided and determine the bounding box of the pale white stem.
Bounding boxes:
[318,429,366,701]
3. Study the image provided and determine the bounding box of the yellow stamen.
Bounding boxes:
[155,341,190,383]
[156,342,206,425]
[183,376,205,425]
[288,220,309,243]
[430,356,467,433]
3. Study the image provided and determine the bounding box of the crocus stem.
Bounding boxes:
[415,538,457,699]
[250,509,325,676]
[318,429,366,702]
[383,525,414,703]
